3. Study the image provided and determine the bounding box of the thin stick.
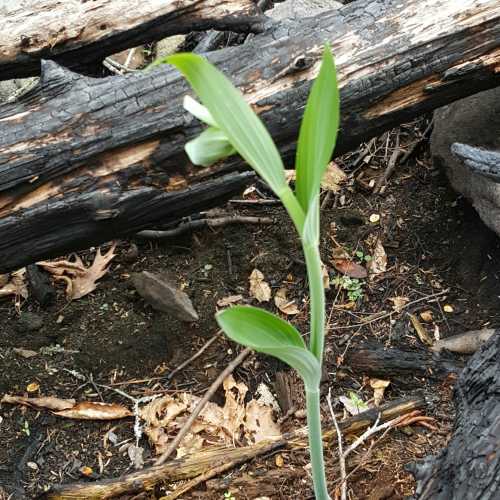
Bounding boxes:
[154,347,252,466]
[136,216,272,240]
[327,389,346,500]
[373,133,401,193]
[399,119,434,164]
[229,199,281,206]
[166,330,224,381]
[331,289,449,330]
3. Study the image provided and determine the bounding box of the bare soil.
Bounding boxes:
[1,118,499,499]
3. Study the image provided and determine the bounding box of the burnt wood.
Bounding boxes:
[410,331,500,499]
[0,0,499,272]
[0,0,263,80]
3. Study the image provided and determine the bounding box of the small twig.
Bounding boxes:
[373,133,401,193]
[399,119,434,165]
[154,347,252,466]
[332,289,449,330]
[166,330,224,381]
[229,199,281,206]
[327,389,346,500]
[136,215,272,240]
[103,56,140,74]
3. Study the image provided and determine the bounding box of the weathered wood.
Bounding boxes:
[44,397,424,499]
[0,0,263,80]
[0,0,499,272]
[410,331,500,499]
[346,340,463,386]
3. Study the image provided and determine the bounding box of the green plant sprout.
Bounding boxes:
[332,275,365,302]
[166,46,339,499]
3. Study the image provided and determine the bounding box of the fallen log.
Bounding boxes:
[410,330,500,499]
[1,0,499,272]
[44,397,424,499]
[0,0,263,80]
[345,340,463,387]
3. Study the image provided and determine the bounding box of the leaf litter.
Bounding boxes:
[139,375,280,457]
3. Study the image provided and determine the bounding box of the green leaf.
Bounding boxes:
[185,127,236,166]
[167,53,288,196]
[295,44,340,211]
[216,306,321,390]
[183,96,218,127]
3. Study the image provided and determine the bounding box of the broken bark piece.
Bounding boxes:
[0,0,499,272]
[132,271,199,322]
[0,0,263,79]
[411,330,500,499]
[26,264,55,306]
[431,328,497,354]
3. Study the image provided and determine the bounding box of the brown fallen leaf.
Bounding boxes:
[333,259,368,279]
[217,294,244,308]
[0,269,28,303]
[26,382,40,393]
[54,401,132,420]
[249,269,271,303]
[409,313,433,346]
[420,310,434,322]
[1,394,76,411]
[321,161,347,192]
[38,244,116,299]
[389,296,409,313]
[13,348,38,358]
[369,378,390,406]
[367,239,387,277]
[245,399,281,443]
[274,288,300,315]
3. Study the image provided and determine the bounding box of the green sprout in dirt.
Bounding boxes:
[333,275,365,302]
[166,46,339,499]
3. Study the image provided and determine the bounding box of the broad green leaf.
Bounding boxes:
[185,127,236,166]
[216,306,321,390]
[167,53,288,196]
[295,45,340,212]
[183,96,217,128]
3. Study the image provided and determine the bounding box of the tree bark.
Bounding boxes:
[0,0,263,80]
[0,0,499,272]
[410,331,500,499]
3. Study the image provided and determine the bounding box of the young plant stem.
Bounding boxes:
[306,389,330,500]
[303,242,325,362]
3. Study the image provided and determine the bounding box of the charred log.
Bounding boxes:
[410,330,500,499]
[0,0,263,80]
[0,0,499,272]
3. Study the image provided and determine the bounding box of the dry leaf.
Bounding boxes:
[367,240,387,277]
[409,314,433,346]
[38,244,116,300]
[274,288,300,315]
[321,263,330,289]
[333,259,368,279]
[217,294,243,307]
[139,375,280,456]
[275,454,284,467]
[443,304,454,313]
[321,162,347,192]
[420,310,434,322]
[13,348,38,358]
[26,382,40,393]
[0,274,8,288]
[249,269,271,303]
[0,269,28,303]
[245,399,281,443]
[1,394,76,411]
[369,378,390,406]
[369,213,380,223]
[54,401,132,420]
[80,466,93,477]
[389,296,409,312]
[339,393,368,416]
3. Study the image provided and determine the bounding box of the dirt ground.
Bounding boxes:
[1,117,500,499]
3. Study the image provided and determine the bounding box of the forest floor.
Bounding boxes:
[1,117,500,499]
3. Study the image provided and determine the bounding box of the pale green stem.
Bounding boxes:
[306,389,330,500]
